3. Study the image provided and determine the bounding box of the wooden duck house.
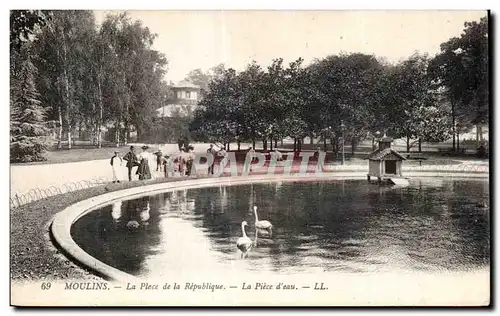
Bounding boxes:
[366,134,408,185]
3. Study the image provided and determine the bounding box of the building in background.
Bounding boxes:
[156,80,200,118]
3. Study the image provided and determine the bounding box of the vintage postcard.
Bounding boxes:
[10,9,490,307]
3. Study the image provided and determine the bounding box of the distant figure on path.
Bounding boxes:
[272,148,283,162]
[162,154,171,178]
[110,150,122,183]
[185,145,195,176]
[154,148,163,172]
[136,145,152,180]
[244,147,256,173]
[207,144,217,175]
[123,146,138,181]
[177,137,184,152]
[175,151,185,176]
[315,146,325,171]
[218,147,228,174]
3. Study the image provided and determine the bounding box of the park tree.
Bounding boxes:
[430,15,488,150]
[30,11,168,150]
[185,68,211,92]
[185,63,227,95]
[386,54,452,152]
[10,54,50,162]
[34,10,97,149]
[10,10,52,162]
[192,68,243,147]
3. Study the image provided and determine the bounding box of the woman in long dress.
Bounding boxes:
[136,145,152,180]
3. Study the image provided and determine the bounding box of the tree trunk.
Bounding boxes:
[323,137,327,152]
[237,141,241,151]
[115,121,120,147]
[476,125,480,148]
[274,139,278,148]
[457,131,460,152]
[252,137,256,149]
[263,139,267,151]
[97,128,102,149]
[67,126,72,150]
[298,138,302,152]
[270,139,273,151]
[57,106,63,149]
[281,139,283,146]
[418,139,422,153]
[309,133,314,145]
[62,33,72,150]
[452,101,456,152]
[124,121,129,145]
[227,143,230,151]
[406,136,410,153]
[351,138,356,155]
[293,138,297,152]
[97,70,103,149]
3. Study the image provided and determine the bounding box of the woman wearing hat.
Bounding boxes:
[136,145,152,180]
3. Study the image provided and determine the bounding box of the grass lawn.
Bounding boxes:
[11,144,132,166]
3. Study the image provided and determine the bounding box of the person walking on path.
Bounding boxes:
[185,145,196,176]
[218,147,228,175]
[136,145,152,180]
[123,146,139,181]
[154,148,163,172]
[207,144,217,175]
[244,147,256,173]
[110,150,123,183]
[162,154,171,178]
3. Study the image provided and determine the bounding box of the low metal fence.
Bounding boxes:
[10,177,109,209]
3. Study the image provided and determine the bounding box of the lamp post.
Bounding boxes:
[340,120,345,165]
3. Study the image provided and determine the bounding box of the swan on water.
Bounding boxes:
[254,206,273,230]
[236,221,253,259]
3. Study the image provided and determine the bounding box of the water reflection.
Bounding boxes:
[72,179,490,277]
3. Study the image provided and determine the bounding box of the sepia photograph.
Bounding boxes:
[9,8,490,307]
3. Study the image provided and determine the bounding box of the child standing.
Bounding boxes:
[110,150,122,183]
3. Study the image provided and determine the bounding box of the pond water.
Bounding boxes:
[71,179,490,278]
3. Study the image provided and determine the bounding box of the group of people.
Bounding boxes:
[110,143,205,182]
[110,143,288,182]
[110,145,155,182]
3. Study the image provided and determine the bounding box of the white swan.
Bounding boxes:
[236,221,252,259]
[254,206,273,230]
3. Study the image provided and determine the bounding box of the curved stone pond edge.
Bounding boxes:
[50,171,489,283]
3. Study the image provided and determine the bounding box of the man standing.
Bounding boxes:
[207,144,217,175]
[123,146,138,181]
[177,137,184,152]
[154,147,163,172]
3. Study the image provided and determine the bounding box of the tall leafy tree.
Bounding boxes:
[430,16,488,149]
[11,54,50,162]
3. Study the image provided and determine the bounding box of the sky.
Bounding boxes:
[93,10,486,83]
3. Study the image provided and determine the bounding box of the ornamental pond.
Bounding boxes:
[71,179,489,278]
